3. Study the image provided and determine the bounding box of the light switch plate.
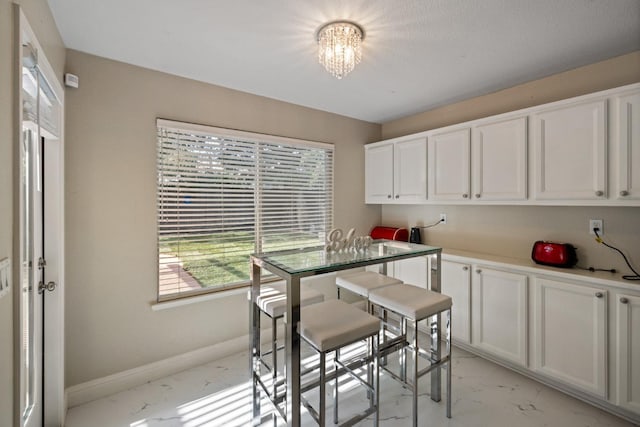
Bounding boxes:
[0,258,10,299]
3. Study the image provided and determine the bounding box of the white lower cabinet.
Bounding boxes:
[533,277,607,398]
[434,253,639,420]
[471,266,528,366]
[616,293,640,413]
[441,260,471,344]
[390,256,429,289]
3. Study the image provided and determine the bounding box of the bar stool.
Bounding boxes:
[253,282,325,400]
[298,299,380,426]
[336,271,402,313]
[368,284,452,427]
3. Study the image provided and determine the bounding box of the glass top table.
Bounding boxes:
[249,240,443,426]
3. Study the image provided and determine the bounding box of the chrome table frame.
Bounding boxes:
[249,240,442,427]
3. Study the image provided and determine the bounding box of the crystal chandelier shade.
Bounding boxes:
[317,21,363,79]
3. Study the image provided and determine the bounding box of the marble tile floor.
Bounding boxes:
[65,346,637,427]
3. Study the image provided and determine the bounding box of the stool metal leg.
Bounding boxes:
[413,318,419,427]
[334,348,339,424]
[447,308,452,419]
[319,353,326,427]
[272,316,278,398]
[430,312,442,402]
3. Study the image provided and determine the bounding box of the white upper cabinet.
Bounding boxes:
[615,91,640,200]
[472,117,527,201]
[428,128,471,201]
[365,143,394,203]
[365,83,639,206]
[533,100,607,201]
[365,138,426,204]
[394,138,427,202]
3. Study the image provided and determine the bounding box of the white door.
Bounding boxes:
[365,143,394,203]
[428,128,471,201]
[472,266,528,366]
[533,278,607,397]
[616,293,640,412]
[533,100,607,200]
[472,117,527,201]
[441,260,471,344]
[19,9,65,426]
[20,126,44,427]
[616,91,640,200]
[393,138,427,202]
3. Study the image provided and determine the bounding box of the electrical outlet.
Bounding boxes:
[589,219,603,235]
[440,213,447,225]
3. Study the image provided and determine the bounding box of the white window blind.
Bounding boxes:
[157,120,333,299]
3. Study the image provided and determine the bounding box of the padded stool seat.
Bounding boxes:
[299,299,381,352]
[256,282,324,318]
[369,283,453,426]
[298,299,381,425]
[336,271,402,298]
[368,284,451,320]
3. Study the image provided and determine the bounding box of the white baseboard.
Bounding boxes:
[65,330,271,408]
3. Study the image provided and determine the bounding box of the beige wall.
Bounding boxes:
[63,50,381,386]
[380,52,640,274]
[0,0,64,425]
[382,51,640,140]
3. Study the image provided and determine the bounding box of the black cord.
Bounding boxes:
[594,229,640,281]
[417,218,444,229]
[575,266,617,273]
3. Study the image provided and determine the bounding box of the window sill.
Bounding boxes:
[151,287,248,311]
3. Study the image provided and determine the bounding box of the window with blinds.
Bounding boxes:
[157,119,334,300]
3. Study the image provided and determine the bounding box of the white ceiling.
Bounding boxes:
[47,0,640,124]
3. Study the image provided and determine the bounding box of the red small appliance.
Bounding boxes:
[370,226,409,242]
[531,241,577,268]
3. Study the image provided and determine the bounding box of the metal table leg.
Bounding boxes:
[250,260,262,425]
[285,276,301,426]
[430,253,442,402]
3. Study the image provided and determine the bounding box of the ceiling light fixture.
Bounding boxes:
[317,21,364,79]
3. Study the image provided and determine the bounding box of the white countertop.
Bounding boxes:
[441,247,640,292]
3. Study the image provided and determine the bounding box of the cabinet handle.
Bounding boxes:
[620,190,629,197]
[595,190,604,197]
[475,194,481,198]
[462,266,468,271]
[395,195,399,199]
[387,194,392,199]
[595,292,604,298]
[462,193,469,199]
[620,297,629,304]
[476,269,482,274]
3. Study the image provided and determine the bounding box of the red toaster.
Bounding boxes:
[531,241,577,268]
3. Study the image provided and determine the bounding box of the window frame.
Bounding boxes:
[156,119,334,302]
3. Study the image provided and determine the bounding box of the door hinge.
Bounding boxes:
[38,281,56,294]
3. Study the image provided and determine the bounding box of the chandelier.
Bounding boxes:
[317,21,364,79]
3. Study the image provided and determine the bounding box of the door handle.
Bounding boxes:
[38,281,56,294]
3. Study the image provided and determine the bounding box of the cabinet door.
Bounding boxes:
[616,293,640,412]
[365,143,394,203]
[391,256,429,289]
[533,278,607,397]
[472,117,527,201]
[616,92,640,200]
[472,267,528,366]
[441,261,471,344]
[428,128,471,201]
[533,100,607,200]
[394,138,427,202]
